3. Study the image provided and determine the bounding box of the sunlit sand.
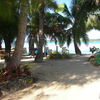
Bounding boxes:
[1,55,100,100]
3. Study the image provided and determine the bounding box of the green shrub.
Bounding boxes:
[47,52,71,59]
[62,53,71,59]
[90,46,99,54]
[89,55,100,66]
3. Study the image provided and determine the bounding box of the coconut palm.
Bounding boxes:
[0,0,30,79]
[28,11,70,55]
[34,0,44,62]
[44,12,71,47]
[61,2,88,54]
[0,0,18,60]
[0,18,18,58]
[58,0,100,55]
[11,0,29,66]
[27,11,39,55]
[29,0,57,62]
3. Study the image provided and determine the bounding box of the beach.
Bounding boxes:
[1,55,100,100]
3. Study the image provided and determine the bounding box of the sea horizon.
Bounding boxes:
[1,39,100,54]
[24,39,100,54]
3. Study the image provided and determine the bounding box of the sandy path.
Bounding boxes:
[1,55,100,100]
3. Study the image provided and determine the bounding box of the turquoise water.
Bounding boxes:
[46,41,100,54]
[2,41,100,54]
[23,41,100,54]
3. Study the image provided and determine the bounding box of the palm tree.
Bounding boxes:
[34,0,44,62]
[0,16,18,58]
[27,11,39,54]
[61,1,89,55]
[10,0,29,66]
[30,0,57,62]
[28,11,69,56]
[2,0,29,79]
[0,0,18,60]
[56,0,100,55]
[44,12,71,47]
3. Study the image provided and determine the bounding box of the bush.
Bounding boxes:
[62,53,71,59]
[90,46,99,54]
[89,55,100,66]
[89,56,96,65]
[47,52,71,59]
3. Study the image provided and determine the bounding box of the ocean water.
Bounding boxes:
[46,41,100,54]
[2,41,100,54]
[24,41,100,54]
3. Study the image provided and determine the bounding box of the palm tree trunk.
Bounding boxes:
[29,33,34,55]
[35,0,44,62]
[11,1,28,66]
[73,39,81,55]
[4,38,11,62]
[72,22,82,55]
[5,0,28,78]
[73,33,81,55]
[0,38,2,50]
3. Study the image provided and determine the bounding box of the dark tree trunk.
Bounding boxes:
[73,39,81,55]
[11,1,28,67]
[0,38,2,50]
[4,38,11,62]
[5,41,11,55]
[35,0,44,62]
[29,33,34,55]
[73,34,81,55]
[72,21,82,55]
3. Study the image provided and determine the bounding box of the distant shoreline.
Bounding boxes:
[89,39,100,42]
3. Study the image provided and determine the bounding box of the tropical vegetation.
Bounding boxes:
[0,0,99,87]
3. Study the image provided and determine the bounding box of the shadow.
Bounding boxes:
[1,55,100,100]
[32,55,100,86]
[0,78,39,100]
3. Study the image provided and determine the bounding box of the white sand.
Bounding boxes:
[1,55,100,100]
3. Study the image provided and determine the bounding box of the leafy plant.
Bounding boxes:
[90,46,98,54]
[47,51,71,59]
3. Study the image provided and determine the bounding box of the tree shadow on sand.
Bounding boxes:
[1,55,100,100]
[33,55,100,87]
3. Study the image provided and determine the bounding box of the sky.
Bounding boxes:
[55,0,100,39]
[56,0,71,8]
[87,29,100,39]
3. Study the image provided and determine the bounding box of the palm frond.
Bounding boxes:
[55,4,64,12]
[86,14,100,30]
[71,0,85,17]
[0,0,15,21]
[63,4,72,18]
[81,33,89,45]
[45,0,58,10]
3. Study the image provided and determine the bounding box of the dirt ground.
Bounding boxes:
[1,55,100,100]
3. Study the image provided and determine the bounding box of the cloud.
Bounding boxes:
[87,29,100,39]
